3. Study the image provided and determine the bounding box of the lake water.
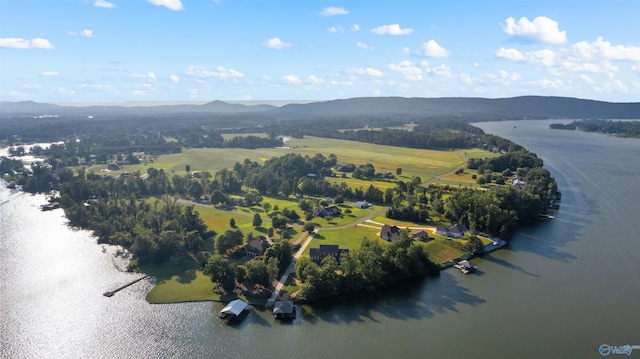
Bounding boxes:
[1,120,639,358]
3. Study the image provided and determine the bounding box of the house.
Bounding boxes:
[380,224,400,241]
[219,299,250,321]
[354,201,371,209]
[309,244,348,264]
[411,230,431,242]
[273,301,296,319]
[306,173,324,180]
[245,236,271,258]
[512,178,525,190]
[325,206,341,217]
[448,223,468,238]
[435,225,449,237]
[107,163,120,171]
[338,164,355,172]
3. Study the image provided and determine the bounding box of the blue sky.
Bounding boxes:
[1,0,639,103]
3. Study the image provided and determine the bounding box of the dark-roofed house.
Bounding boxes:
[436,225,449,237]
[380,224,400,241]
[245,236,271,258]
[273,301,296,319]
[309,244,348,264]
[411,230,432,242]
[448,223,468,238]
[338,164,355,172]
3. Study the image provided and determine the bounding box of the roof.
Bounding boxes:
[318,244,339,255]
[448,223,467,235]
[380,224,400,238]
[411,230,430,240]
[220,299,248,316]
[273,301,294,314]
[247,236,270,254]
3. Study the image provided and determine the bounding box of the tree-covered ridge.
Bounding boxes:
[550,119,640,138]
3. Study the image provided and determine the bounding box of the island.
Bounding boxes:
[1,97,564,307]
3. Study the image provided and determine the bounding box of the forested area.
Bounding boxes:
[295,234,439,302]
[550,119,640,138]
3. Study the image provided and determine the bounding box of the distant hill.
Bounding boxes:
[0,100,275,116]
[1,96,638,119]
[272,96,640,119]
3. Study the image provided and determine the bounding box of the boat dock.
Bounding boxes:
[103,275,149,297]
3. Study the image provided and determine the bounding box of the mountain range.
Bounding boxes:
[1,96,639,119]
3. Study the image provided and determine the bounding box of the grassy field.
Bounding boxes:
[303,226,385,256]
[86,135,465,184]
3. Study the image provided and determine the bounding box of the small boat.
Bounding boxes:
[454,260,478,274]
[219,299,250,322]
[40,202,60,211]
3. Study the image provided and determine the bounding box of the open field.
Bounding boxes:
[87,135,466,185]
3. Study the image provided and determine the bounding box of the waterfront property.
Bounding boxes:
[273,301,296,319]
[219,299,250,321]
[454,260,478,274]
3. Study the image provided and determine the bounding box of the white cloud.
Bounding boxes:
[351,24,360,32]
[130,72,157,81]
[320,7,349,17]
[496,47,524,61]
[570,37,640,62]
[328,26,343,33]
[185,65,245,79]
[170,75,180,83]
[528,49,556,67]
[308,75,324,84]
[0,37,54,49]
[39,71,59,77]
[431,64,452,77]
[281,74,302,85]
[347,67,384,78]
[371,24,413,36]
[147,0,183,11]
[387,60,423,81]
[264,37,292,50]
[421,40,449,58]
[356,41,373,50]
[68,29,94,38]
[502,16,567,44]
[94,0,115,8]
[496,47,556,67]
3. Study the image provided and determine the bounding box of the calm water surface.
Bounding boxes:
[1,120,639,358]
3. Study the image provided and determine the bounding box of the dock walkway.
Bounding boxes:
[103,275,149,297]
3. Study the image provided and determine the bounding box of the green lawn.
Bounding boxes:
[303,226,385,256]
[421,239,465,265]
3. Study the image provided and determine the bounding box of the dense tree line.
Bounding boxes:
[550,119,640,138]
[295,233,439,302]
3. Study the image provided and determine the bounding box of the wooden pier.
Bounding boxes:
[103,275,149,297]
